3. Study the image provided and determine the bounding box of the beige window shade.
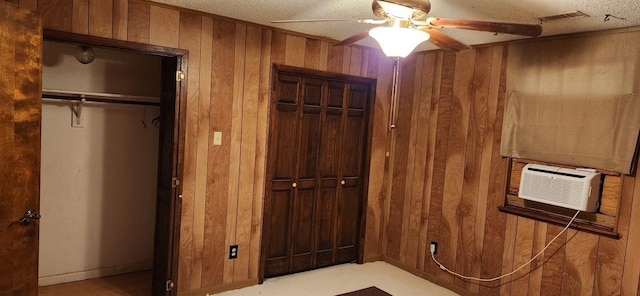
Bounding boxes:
[502,30,640,174]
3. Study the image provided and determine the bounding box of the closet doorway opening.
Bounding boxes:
[38,30,187,296]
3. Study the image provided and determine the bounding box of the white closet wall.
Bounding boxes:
[39,41,162,286]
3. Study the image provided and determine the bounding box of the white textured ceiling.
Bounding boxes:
[152,0,640,52]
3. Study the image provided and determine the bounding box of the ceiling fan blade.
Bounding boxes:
[271,19,386,24]
[334,31,371,46]
[428,18,542,37]
[421,28,471,52]
[271,19,357,23]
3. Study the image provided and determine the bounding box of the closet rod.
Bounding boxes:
[42,90,160,107]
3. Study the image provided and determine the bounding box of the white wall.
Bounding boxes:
[39,42,162,286]
[43,41,161,97]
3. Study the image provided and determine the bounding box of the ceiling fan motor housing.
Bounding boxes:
[373,0,431,20]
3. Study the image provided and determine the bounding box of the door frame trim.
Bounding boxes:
[42,29,188,295]
[259,64,377,282]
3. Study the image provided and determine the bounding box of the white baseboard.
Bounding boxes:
[38,261,152,287]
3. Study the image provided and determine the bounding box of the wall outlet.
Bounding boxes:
[229,245,238,259]
[430,241,438,255]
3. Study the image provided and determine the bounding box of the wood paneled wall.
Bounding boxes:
[382,30,640,296]
[16,0,640,295]
[24,0,393,293]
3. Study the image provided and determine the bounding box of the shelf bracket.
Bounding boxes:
[71,96,86,128]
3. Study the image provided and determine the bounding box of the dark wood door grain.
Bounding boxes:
[264,73,301,277]
[0,2,42,296]
[152,56,184,296]
[263,65,374,278]
[335,83,369,264]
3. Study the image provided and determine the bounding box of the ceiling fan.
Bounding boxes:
[272,0,543,57]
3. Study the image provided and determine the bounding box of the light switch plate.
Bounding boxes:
[213,132,222,146]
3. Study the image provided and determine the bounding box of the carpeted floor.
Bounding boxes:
[337,286,392,296]
[215,262,460,296]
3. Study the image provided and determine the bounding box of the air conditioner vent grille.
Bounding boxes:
[521,174,585,206]
[538,11,590,22]
[518,164,601,212]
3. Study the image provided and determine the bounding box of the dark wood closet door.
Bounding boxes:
[152,57,184,296]
[263,66,373,279]
[315,81,345,268]
[264,73,301,276]
[290,77,323,273]
[335,83,369,264]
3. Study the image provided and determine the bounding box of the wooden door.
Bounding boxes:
[334,83,369,264]
[262,66,373,279]
[152,57,184,296]
[0,2,42,296]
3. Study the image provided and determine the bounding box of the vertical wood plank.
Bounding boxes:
[224,22,247,284]
[425,52,456,275]
[72,0,88,34]
[527,222,548,296]
[149,5,179,48]
[270,31,286,65]
[499,214,518,296]
[405,53,430,269]
[478,45,509,296]
[127,1,149,43]
[360,48,369,77]
[304,38,321,70]
[510,218,536,293]
[539,224,568,296]
[418,52,442,271]
[193,15,213,289]
[561,230,599,296]
[363,56,392,260]
[284,34,305,67]
[318,41,329,71]
[470,46,502,294]
[40,0,72,31]
[327,45,344,74]
[250,28,271,278]
[177,11,201,292]
[341,46,351,75]
[112,0,127,40]
[399,53,422,265]
[623,162,640,295]
[437,49,476,283]
[234,25,261,282]
[201,19,235,288]
[386,54,418,261]
[366,50,380,79]
[596,171,635,295]
[88,0,112,38]
[349,47,362,76]
[454,47,492,289]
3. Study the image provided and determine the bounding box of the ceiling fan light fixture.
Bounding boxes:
[369,26,430,58]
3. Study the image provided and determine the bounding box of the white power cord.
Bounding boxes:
[430,210,580,282]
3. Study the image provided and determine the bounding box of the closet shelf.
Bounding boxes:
[42,89,160,106]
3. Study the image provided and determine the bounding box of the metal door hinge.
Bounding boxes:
[176,70,185,82]
[172,177,180,188]
[166,280,175,291]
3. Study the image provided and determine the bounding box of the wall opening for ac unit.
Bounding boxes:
[499,159,622,239]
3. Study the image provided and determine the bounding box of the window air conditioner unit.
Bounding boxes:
[518,164,601,212]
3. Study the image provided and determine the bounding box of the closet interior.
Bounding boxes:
[38,40,162,291]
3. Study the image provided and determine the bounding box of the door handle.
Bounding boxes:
[341,180,346,185]
[18,210,41,225]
